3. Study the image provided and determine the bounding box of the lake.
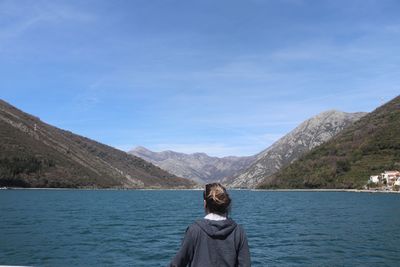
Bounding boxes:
[1,190,399,266]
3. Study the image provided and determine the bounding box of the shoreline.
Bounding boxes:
[1,187,400,194]
[250,188,400,194]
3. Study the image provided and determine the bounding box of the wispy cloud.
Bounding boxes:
[2,0,399,157]
[0,1,94,44]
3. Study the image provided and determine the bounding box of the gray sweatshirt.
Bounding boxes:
[169,218,251,267]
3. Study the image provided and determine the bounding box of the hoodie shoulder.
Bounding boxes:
[187,221,203,233]
[194,218,238,239]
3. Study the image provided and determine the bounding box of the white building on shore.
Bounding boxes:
[369,175,380,184]
[368,171,400,191]
[382,171,400,186]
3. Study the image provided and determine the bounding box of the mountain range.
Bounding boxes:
[130,147,255,184]
[257,95,400,189]
[5,94,394,190]
[227,110,366,188]
[0,100,195,189]
[131,110,366,187]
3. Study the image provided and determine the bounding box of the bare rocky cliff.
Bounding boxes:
[129,147,255,184]
[226,110,367,188]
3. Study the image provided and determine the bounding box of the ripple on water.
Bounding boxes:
[1,190,400,266]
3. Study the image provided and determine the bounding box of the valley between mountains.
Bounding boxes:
[130,110,366,188]
[1,95,399,189]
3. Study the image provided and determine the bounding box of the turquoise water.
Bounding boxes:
[1,190,399,266]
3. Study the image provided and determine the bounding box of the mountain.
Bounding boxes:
[0,100,195,188]
[227,110,366,188]
[129,147,255,184]
[257,95,400,189]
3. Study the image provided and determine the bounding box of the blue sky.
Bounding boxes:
[1,0,399,157]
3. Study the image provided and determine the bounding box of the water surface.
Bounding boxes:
[1,190,399,266]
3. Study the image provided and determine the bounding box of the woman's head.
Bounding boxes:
[203,183,231,215]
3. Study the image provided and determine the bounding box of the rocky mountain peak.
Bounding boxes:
[130,109,366,188]
[129,147,255,184]
[227,110,367,188]
[134,146,150,152]
[257,95,400,189]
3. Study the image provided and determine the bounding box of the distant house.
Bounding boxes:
[382,171,400,186]
[395,178,400,186]
[369,175,380,184]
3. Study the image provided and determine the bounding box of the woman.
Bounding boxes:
[169,183,251,267]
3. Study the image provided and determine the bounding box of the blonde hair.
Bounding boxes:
[203,183,231,215]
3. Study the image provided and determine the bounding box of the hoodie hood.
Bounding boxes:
[195,219,237,239]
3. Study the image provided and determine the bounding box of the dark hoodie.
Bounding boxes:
[169,218,251,267]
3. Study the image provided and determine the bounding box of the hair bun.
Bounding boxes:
[205,183,231,215]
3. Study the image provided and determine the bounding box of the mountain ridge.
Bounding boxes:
[131,110,366,186]
[0,99,195,188]
[257,95,400,189]
[129,146,255,184]
[224,110,367,187]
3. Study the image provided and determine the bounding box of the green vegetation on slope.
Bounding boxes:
[257,95,400,189]
[0,100,195,189]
